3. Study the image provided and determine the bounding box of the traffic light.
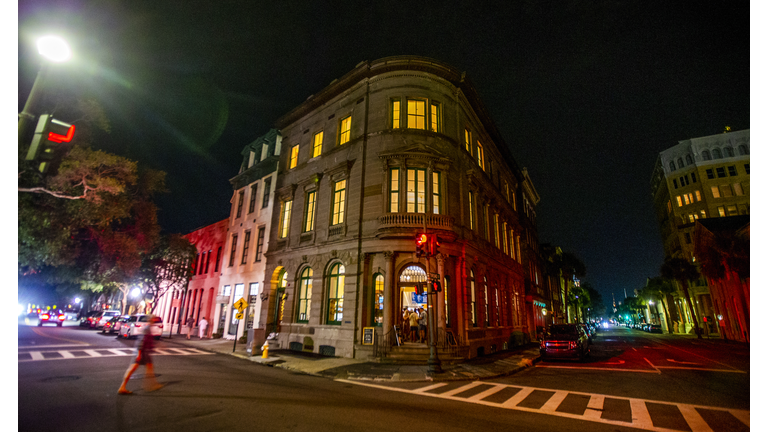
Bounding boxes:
[25,114,75,172]
[431,280,442,293]
[416,233,428,257]
[429,235,440,256]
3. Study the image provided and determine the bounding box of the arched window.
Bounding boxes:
[713,148,722,159]
[669,161,676,171]
[296,267,313,323]
[702,150,711,161]
[470,270,477,327]
[738,145,748,155]
[373,274,384,326]
[677,157,684,168]
[725,147,734,157]
[686,154,693,165]
[483,276,489,327]
[327,263,345,325]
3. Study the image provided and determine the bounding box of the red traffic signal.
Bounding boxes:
[25,114,75,172]
[416,233,428,257]
[431,281,442,292]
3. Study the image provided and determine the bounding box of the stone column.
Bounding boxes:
[383,251,395,339]
[437,253,446,331]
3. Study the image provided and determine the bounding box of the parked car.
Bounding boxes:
[38,311,65,327]
[102,315,130,334]
[91,310,122,329]
[540,324,590,361]
[118,314,163,339]
[648,324,662,334]
[80,311,100,327]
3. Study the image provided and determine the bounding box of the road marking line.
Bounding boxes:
[650,339,741,370]
[729,409,750,427]
[500,387,535,408]
[677,405,714,432]
[583,394,605,420]
[539,390,569,413]
[667,359,699,365]
[19,344,86,350]
[654,366,746,373]
[84,350,102,357]
[644,358,661,373]
[182,348,210,354]
[153,349,172,355]
[536,365,660,374]
[29,351,44,360]
[58,351,75,358]
[107,349,130,356]
[441,382,484,397]
[414,383,446,393]
[629,399,653,429]
[466,384,506,402]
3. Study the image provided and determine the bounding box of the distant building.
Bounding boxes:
[650,129,750,334]
[216,130,281,341]
[258,56,541,359]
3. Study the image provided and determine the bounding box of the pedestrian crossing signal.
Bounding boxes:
[25,114,75,173]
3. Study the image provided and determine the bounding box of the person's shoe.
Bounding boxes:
[118,389,132,395]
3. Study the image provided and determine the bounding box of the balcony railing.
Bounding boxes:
[378,213,454,230]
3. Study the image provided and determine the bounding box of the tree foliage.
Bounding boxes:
[661,256,702,338]
[138,234,197,313]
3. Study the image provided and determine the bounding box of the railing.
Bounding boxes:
[373,327,400,358]
[373,325,462,359]
[378,213,454,230]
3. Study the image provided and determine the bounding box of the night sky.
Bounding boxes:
[17,1,752,309]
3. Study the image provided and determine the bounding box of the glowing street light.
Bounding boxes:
[131,287,142,298]
[36,36,71,62]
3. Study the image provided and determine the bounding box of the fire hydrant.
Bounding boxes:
[261,341,269,358]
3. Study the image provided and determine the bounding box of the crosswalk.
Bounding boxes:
[338,379,750,432]
[19,347,214,363]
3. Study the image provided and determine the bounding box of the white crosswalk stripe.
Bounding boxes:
[336,379,750,432]
[19,347,214,363]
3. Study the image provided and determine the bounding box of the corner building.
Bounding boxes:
[262,56,540,359]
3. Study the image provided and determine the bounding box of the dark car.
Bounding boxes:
[648,324,662,333]
[102,315,129,334]
[540,324,590,361]
[38,311,65,327]
[80,311,100,327]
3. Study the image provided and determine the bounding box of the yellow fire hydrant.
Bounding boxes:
[261,341,269,358]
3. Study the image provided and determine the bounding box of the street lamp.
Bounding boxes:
[19,36,71,146]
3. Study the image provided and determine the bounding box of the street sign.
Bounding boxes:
[362,327,375,345]
[235,312,244,320]
[428,273,439,281]
[233,298,247,312]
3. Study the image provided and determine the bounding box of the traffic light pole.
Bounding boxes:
[18,64,49,146]
[422,218,442,374]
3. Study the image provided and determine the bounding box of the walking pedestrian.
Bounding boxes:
[198,316,209,339]
[117,316,163,395]
[408,309,419,342]
[186,315,195,340]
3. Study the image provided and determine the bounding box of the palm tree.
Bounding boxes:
[558,252,586,323]
[645,277,676,333]
[660,256,702,338]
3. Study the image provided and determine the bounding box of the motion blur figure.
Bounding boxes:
[117,315,163,394]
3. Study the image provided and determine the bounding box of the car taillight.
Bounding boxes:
[58,314,65,320]
[135,324,142,328]
[41,314,50,320]
[540,340,546,349]
[569,341,577,349]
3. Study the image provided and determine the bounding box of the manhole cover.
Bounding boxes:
[41,375,81,383]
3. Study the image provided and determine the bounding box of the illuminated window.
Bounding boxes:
[727,205,737,215]
[289,145,299,169]
[241,230,251,264]
[717,206,726,217]
[476,141,485,170]
[733,183,744,196]
[236,190,245,218]
[373,274,384,326]
[303,191,316,232]
[484,277,489,327]
[430,102,441,132]
[695,190,702,201]
[389,168,400,213]
[676,196,683,206]
[228,234,238,267]
[248,184,258,214]
[470,270,477,327]
[667,200,672,213]
[391,100,401,129]
[339,116,351,145]
[432,172,442,214]
[504,181,510,202]
[297,267,313,323]
[700,210,707,218]
[332,180,346,225]
[312,131,323,158]
[406,169,426,213]
[407,99,426,129]
[494,214,500,248]
[509,229,516,259]
[711,186,720,199]
[464,129,471,152]
[327,264,345,325]
[468,191,475,229]
[682,194,690,205]
[503,222,509,255]
[278,200,292,239]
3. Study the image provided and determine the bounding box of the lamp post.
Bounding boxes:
[19,36,71,146]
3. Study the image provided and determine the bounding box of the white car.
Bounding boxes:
[118,314,163,340]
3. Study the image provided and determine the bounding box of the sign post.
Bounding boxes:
[232,298,248,353]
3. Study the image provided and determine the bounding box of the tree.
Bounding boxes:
[554,252,586,323]
[661,256,702,338]
[644,277,676,333]
[137,234,197,314]
[623,296,646,322]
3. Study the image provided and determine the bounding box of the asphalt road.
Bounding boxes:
[18,323,750,432]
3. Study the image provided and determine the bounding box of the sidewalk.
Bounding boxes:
[162,334,541,382]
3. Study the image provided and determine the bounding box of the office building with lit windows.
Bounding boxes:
[650,129,749,334]
[257,56,543,359]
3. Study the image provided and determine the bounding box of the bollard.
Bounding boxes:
[261,341,269,359]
